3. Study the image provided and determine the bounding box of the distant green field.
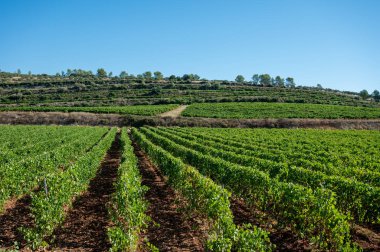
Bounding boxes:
[182,102,380,119]
[0,104,178,116]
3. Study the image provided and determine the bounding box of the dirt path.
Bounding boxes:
[132,141,205,251]
[159,105,188,118]
[49,131,122,251]
[0,195,34,249]
[230,197,312,251]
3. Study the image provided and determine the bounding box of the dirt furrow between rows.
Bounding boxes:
[0,194,34,249]
[132,141,205,252]
[230,197,312,252]
[231,197,380,251]
[49,131,121,251]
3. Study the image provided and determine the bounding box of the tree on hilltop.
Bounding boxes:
[259,74,271,86]
[119,71,128,78]
[285,77,295,88]
[252,74,259,85]
[97,68,107,78]
[154,71,164,80]
[182,74,200,81]
[143,71,152,80]
[372,90,380,102]
[235,75,245,83]
[359,89,369,99]
[274,76,285,87]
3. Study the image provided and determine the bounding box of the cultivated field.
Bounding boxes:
[133,127,380,250]
[1,125,378,251]
[0,104,178,116]
[182,102,380,119]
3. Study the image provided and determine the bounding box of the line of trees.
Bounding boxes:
[235,74,296,87]
[1,68,204,83]
[57,69,202,82]
[1,69,379,101]
[359,89,380,101]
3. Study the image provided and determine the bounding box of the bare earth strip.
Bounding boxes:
[1,111,380,129]
[132,140,206,251]
[49,132,122,251]
[159,105,188,118]
[230,197,312,251]
[0,195,34,250]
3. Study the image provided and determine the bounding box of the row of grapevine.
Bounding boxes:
[0,125,70,151]
[131,128,274,251]
[22,128,117,248]
[137,127,358,250]
[0,127,96,168]
[181,127,380,172]
[107,128,150,251]
[153,127,380,223]
[171,127,380,186]
[182,102,380,119]
[0,126,109,212]
[0,104,179,116]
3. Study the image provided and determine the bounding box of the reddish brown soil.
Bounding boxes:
[230,197,312,251]
[2,111,380,130]
[132,141,206,252]
[0,195,34,249]
[49,132,121,251]
[231,197,380,251]
[352,224,380,251]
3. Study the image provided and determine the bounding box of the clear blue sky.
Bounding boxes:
[1,0,379,92]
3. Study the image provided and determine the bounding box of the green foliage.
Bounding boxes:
[182,73,200,81]
[182,102,380,119]
[153,71,163,80]
[274,76,284,87]
[97,68,107,78]
[372,89,380,101]
[0,78,377,108]
[22,128,117,249]
[286,77,295,87]
[235,75,245,83]
[156,127,380,223]
[119,71,128,78]
[132,128,273,251]
[107,129,149,251]
[359,89,369,99]
[143,71,152,80]
[251,74,260,85]
[0,104,179,116]
[0,125,109,212]
[259,74,271,86]
[232,224,273,252]
[138,127,359,250]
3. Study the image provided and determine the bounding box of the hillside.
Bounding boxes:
[0,72,378,108]
[1,71,380,129]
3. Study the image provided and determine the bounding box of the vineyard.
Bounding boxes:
[182,102,380,119]
[2,0,379,251]
[0,104,178,116]
[131,127,380,250]
[3,102,380,122]
[0,125,379,251]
